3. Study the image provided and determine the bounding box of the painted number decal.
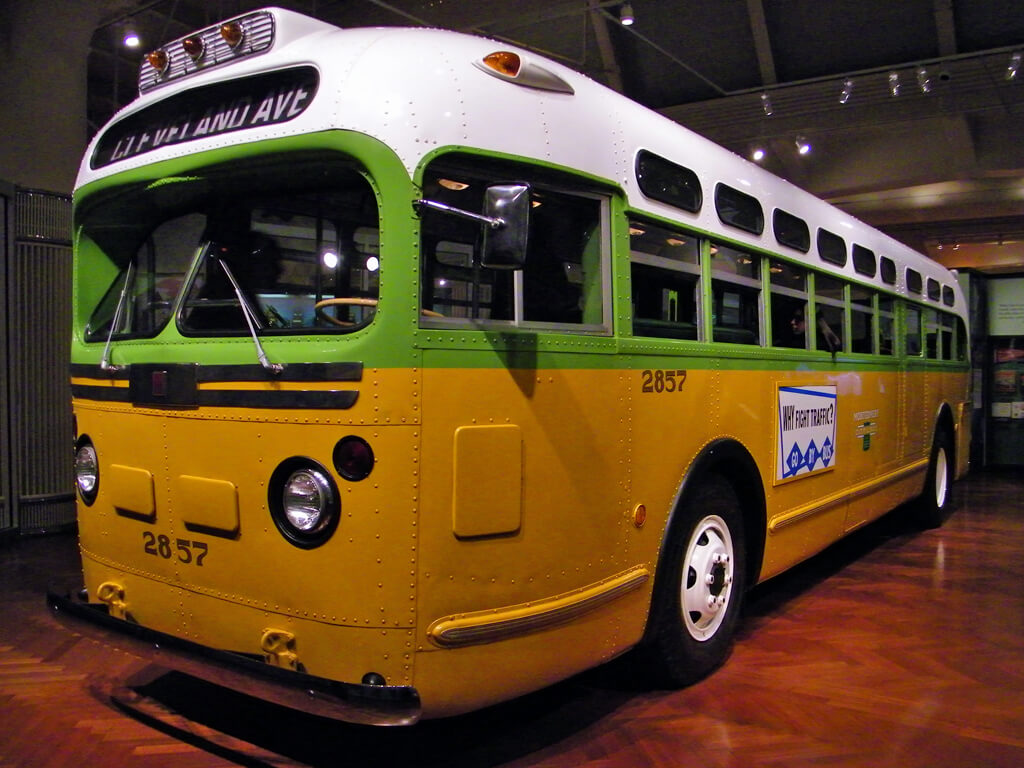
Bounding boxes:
[641,369,687,393]
[143,532,209,566]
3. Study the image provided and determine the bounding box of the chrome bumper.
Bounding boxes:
[46,588,421,726]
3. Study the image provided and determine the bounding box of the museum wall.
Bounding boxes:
[0,0,113,193]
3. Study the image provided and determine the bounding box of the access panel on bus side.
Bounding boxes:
[414,342,650,714]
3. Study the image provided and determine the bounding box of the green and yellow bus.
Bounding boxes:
[52,8,970,725]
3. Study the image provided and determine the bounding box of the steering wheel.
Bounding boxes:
[315,297,378,326]
[315,297,445,326]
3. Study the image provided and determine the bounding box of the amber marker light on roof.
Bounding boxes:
[146,49,169,74]
[182,35,205,61]
[220,21,245,48]
[482,51,521,78]
[474,49,575,94]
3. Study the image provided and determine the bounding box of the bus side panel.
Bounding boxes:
[415,362,649,707]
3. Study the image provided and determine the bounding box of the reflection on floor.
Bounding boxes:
[1,470,1022,767]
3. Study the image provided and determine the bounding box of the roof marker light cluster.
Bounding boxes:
[138,11,275,93]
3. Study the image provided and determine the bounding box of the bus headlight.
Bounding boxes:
[74,437,99,506]
[269,459,339,548]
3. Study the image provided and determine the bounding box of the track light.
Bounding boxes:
[888,71,900,97]
[620,3,635,26]
[1008,52,1022,81]
[916,66,931,93]
[760,92,773,116]
[839,78,853,104]
[795,136,811,155]
[122,25,140,48]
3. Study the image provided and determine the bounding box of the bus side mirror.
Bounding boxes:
[481,184,530,269]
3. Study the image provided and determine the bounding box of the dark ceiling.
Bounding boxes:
[88,0,1024,265]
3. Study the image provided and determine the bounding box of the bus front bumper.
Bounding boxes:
[46,587,421,726]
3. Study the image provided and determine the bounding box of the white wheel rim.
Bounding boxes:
[934,446,949,509]
[680,514,735,642]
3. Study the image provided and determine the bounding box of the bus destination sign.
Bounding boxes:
[92,67,319,169]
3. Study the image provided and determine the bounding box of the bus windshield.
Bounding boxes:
[83,155,380,340]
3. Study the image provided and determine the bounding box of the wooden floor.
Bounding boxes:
[1,470,1022,768]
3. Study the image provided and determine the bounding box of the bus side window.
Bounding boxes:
[710,243,761,345]
[850,284,874,354]
[814,273,845,353]
[769,259,808,349]
[904,303,922,356]
[629,219,700,340]
[522,191,603,326]
[955,316,968,361]
[418,163,607,331]
[925,308,940,359]
[878,295,895,356]
[925,309,955,360]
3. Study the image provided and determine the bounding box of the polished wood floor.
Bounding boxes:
[2,470,1022,767]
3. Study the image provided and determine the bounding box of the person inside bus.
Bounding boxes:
[816,311,842,353]
[775,306,807,348]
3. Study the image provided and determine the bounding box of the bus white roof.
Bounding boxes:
[77,7,966,315]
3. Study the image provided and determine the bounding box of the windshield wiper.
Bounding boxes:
[215,256,284,375]
[99,261,135,372]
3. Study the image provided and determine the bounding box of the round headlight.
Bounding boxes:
[283,469,331,531]
[74,437,99,506]
[269,459,339,548]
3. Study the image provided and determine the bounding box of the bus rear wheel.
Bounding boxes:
[641,475,747,687]
[916,427,953,529]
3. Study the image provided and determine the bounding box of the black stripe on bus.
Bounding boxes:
[70,362,363,383]
[71,383,359,410]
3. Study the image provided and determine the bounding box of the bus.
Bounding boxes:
[52,7,971,726]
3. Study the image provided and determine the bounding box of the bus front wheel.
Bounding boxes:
[642,475,747,687]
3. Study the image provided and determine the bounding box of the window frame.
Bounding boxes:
[418,159,614,336]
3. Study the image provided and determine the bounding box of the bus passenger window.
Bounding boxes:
[769,259,807,349]
[814,273,845,353]
[850,285,874,354]
[954,317,968,361]
[711,244,760,345]
[925,309,953,360]
[521,191,603,326]
[941,313,955,359]
[878,296,895,355]
[905,304,922,356]
[629,220,700,340]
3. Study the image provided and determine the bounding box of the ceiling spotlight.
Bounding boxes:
[1008,52,1022,81]
[760,92,773,116]
[122,27,141,48]
[916,66,931,93]
[795,136,811,155]
[752,147,765,162]
[889,71,900,97]
[839,78,853,104]
[620,3,635,26]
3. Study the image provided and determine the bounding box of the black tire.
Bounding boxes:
[916,427,953,529]
[639,474,747,687]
